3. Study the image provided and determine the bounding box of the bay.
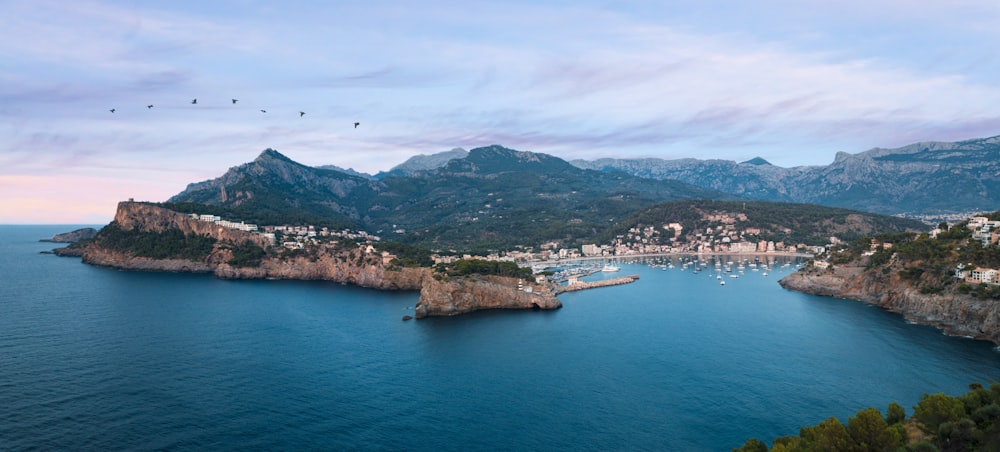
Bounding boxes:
[2,225,998,450]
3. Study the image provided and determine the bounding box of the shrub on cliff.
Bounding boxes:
[435,259,534,281]
[93,222,216,261]
[225,241,266,267]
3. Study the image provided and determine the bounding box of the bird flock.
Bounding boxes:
[108,98,359,128]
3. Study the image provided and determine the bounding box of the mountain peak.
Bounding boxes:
[453,145,575,174]
[741,157,771,166]
[255,148,296,165]
[386,148,469,175]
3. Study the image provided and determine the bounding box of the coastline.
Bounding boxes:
[532,251,813,265]
[779,267,1000,346]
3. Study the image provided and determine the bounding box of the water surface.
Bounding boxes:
[2,226,998,450]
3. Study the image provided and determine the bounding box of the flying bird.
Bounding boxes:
[354,122,360,128]
[232,99,238,104]
[147,104,153,109]
[299,111,305,117]
[109,108,115,113]
[260,109,267,113]
[191,98,197,104]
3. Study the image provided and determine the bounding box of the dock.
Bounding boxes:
[555,274,640,294]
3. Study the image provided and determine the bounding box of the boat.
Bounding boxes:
[601,265,620,272]
[720,280,726,285]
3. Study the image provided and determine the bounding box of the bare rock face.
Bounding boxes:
[82,246,215,273]
[780,266,1000,345]
[213,248,429,291]
[114,202,272,249]
[415,275,561,318]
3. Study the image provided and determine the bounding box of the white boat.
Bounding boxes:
[602,265,620,272]
[720,280,726,285]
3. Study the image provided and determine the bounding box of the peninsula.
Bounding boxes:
[60,201,564,318]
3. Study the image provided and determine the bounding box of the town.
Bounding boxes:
[187,211,1000,286]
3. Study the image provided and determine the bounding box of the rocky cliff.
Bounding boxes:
[415,275,562,318]
[112,201,273,249]
[779,266,1000,345]
[75,201,562,317]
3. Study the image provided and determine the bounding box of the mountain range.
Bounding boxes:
[167,136,991,250]
[333,135,998,216]
[570,135,1000,216]
[169,145,729,251]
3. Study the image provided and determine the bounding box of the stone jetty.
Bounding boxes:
[555,274,640,294]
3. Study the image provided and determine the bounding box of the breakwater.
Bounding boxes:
[555,274,640,294]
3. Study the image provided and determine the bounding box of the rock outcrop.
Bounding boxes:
[41,227,98,243]
[780,266,1000,345]
[415,275,562,318]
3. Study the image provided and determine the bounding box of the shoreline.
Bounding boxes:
[531,251,813,265]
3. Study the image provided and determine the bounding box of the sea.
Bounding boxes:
[2,225,1000,451]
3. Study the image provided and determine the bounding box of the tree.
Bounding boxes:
[936,418,979,451]
[800,417,851,451]
[972,403,1000,429]
[887,402,907,425]
[914,393,967,435]
[847,407,903,451]
[733,437,769,452]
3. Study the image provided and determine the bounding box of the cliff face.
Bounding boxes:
[780,266,1000,345]
[113,202,273,249]
[415,275,562,318]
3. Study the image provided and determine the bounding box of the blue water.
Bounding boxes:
[2,225,999,450]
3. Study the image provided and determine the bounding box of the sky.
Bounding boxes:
[3,0,1000,224]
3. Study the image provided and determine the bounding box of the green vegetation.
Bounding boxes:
[735,380,1000,451]
[374,242,433,268]
[225,241,266,267]
[595,200,926,247]
[826,213,1000,299]
[434,258,534,281]
[168,146,728,252]
[93,222,216,260]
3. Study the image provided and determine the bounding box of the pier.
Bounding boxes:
[555,274,640,294]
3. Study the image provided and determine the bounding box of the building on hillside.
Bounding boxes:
[965,267,998,285]
[971,220,1000,247]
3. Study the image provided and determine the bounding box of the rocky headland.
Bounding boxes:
[41,227,98,243]
[66,201,563,317]
[780,265,1000,345]
[415,275,561,318]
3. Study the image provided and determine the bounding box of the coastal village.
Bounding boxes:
[187,211,1000,287]
[952,216,1000,285]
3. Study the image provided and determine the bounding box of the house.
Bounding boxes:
[966,267,998,285]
